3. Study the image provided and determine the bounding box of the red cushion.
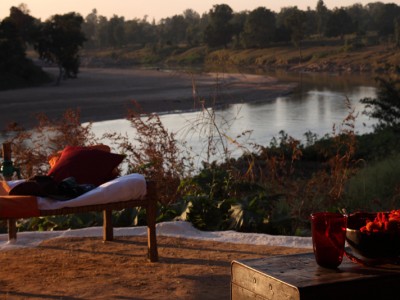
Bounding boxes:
[47,146,125,186]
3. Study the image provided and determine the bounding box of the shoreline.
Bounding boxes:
[0,67,296,130]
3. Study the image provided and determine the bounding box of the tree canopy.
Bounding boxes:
[203,4,234,48]
[0,6,49,90]
[35,12,86,84]
[2,1,400,90]
[361,77,400,131]
[325,8,354,38]
[0,6,87,89]
[4,1,397,52]
[241,7,276,48]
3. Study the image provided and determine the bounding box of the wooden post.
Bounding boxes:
[3,143,17,241]
[103,209,113,241]
[8,219,17,241]
[2,142,12,180]
[146,181,158,262]
[2,142,11,162]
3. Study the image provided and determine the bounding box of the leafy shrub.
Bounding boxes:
[355,129,400,161]
[344,153,400,211]
[361,76,400,131]
[184,195,231,231]
[179,164,235,230]
[229,192,283,233]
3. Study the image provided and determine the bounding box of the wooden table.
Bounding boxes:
[231,252,400,300]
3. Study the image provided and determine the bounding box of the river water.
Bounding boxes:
[89,71,378,163]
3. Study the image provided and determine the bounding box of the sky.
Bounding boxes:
[1,0,399,22]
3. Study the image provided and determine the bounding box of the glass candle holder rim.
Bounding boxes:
[310,212,347,219]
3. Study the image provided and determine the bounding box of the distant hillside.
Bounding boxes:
[81,43,400,75]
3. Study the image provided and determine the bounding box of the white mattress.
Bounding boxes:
[24,173,147,210]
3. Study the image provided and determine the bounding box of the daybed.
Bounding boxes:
[0,144,159,262]
[0,174,159,262]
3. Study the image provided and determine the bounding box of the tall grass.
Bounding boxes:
[344,153,400,211]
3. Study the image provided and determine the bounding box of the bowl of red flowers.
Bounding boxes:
[346,210,400,259]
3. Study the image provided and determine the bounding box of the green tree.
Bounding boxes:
[203,4,234,48]
[108,15,125,47]
[125,18,142,45]
[361,77,400,131]
[371,3,400,37]
[5,5,39,46]
[0,6,49,90]
[139,17,158,45]
[96,15,109,47]
[325,8,354,39]
[241,7,276,48]
[346,3,370,36]
[304,7,317,37]
[172,14,189,45]
[183,9,201,46]
[159,14,188,45]
[316,0,329,37]
[82,9,98,48]
[35,12,86,84]
[395,17,400,48]
[366,2,386,32]
[281,7,307,59]
[228,11,247,48]
[125,15,158,47]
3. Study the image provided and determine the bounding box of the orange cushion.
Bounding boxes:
[47,146,125,186]
[48,144,111,168]
[0,181,11,195]
[0,195,39,218]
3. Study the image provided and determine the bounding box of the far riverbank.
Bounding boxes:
[0,67,295,130]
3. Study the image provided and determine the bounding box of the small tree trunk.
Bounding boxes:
[298,40,303,65]
[56,64,63,85]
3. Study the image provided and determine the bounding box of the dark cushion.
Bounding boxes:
[47,146,125,186]
[9,175,59,197]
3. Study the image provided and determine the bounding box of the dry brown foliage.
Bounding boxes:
[3,109,96,178]
[102,102,191,205]
[289,99,361,227]
[221,99,361,232]
[2,104,189,206]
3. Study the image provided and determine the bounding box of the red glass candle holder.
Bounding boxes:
[311,212,348,268]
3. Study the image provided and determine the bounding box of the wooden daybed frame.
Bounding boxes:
[1,181,159,262]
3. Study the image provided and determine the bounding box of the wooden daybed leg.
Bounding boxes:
[147,198,158,262]
[146,182,158,262]
[8,218,17,241]
[103,209,113,241]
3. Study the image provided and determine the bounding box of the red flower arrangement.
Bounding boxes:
[360,210,400,234]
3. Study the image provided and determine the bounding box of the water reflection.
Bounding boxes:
[199,85,377,147]
[89,73,377,163]
[274,71,376,93]
[90,85,376,163]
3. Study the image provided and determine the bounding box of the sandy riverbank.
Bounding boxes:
[0,67,295,130]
